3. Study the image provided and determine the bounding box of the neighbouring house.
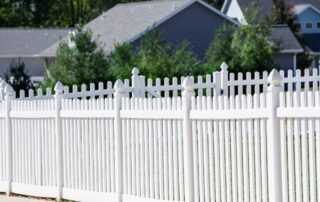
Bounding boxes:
[291,3,320,68]
[222,0,320,71]
[0,28,72,79]
[44,0,302,73]
[1,0,308,79]
[42,0,240,59]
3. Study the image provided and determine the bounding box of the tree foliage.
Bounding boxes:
[42,26,109,88]
[110,30,204,80]
[0,0,222,28]
[206,4,279,73]
[4,59,33,95]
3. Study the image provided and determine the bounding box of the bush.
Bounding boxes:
[4,59,33,96]
[42,26,110,88]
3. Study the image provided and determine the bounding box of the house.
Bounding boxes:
[222,0,320,70]
[2,0,306,78]
[291,3,320,68]
[42,0,240,59]
[0,28,72,79]
[43,0,303,73]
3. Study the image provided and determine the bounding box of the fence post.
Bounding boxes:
[220,62,228,95]
[267,69,283,202]
[182,77,195,202]
[54,81,64,200]
[4,84,14,196]
[114,80,125,202]
[0,80,7,101]
[131,67,140,98]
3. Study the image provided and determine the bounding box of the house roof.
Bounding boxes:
[291,3,320,15]
[221,0,273,20]
[222,0,320,19]
[285,0,320,10]
[40,0,239,57]
[302,33,320,54]
[0,28,72,58]
[271,25,304,53]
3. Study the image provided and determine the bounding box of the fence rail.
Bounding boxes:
[1,63,320,101]
[0,68,320,202]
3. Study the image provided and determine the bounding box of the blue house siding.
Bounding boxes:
[274,53,295,72]
[132,2,235,58]
[297,7,320,34]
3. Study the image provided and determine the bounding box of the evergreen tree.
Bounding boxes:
[42,26,109,88]
[108,42,137,80]
[4,59,33,96]
[205,5,279,73]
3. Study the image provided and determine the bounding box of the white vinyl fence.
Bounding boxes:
[1,63,320,101]
[0,67,319,202]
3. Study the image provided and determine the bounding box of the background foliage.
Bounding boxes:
[0,0,223,28]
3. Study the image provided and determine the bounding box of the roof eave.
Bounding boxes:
[279,49,304,54]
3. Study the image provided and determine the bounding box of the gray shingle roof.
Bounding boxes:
[41,0,190,57]
[0,28,72,57]
[271,25,303,52]
[222,0,320,19]
[237,0,273,20]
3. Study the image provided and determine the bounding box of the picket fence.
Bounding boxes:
[0,66,319,202]
[1,63,320,101]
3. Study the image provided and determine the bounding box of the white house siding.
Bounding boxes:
[226,0,246,24]
[0,57,46,77]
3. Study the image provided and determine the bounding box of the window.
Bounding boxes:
[306,22,313,29]
[317,22,320,28]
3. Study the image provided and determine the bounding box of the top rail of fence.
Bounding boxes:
[0,62,319,100]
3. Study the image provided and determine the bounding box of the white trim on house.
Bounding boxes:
[128,0,240,43]
[280,49,304,54]
[293,4,320,16]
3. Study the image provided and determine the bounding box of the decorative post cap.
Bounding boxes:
[4,84,14,93]
[220,62,228,71]
[114,79,125,92]
[131,67,139,76]
[0,80,7,89]
[54,81,64,93]
[268,69,282,86]
[182,76,194,92]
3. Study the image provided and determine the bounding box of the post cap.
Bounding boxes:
[182,76,194,91]
[268,69,282,86]
[0,80,7,89]
[220,62,228,71]
[4,84,14,93]
[114,79,125,91]
[54,81,64,93]
[132,67,139,76]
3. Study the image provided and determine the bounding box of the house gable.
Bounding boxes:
[225,0,246,24]
[295,5,320,34]
[131,1,238,58]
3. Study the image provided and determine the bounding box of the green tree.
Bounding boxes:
[42,26,109,88]
[205,25,235,72]
[108,42,137,80]
[206,5,279,73]
[4,59,33,96]
[107,29,203,80]
[137,30,203,79]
